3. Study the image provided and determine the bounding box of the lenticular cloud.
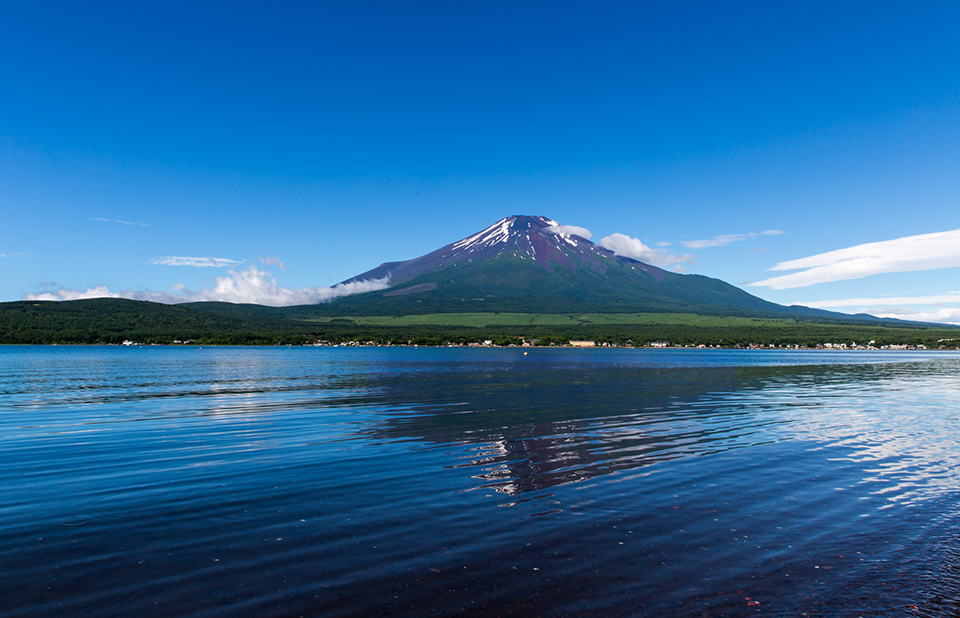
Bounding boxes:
[24,265,390,307]
[751,228,960,289]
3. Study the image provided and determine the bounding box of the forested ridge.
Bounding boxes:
[2,298,958,348]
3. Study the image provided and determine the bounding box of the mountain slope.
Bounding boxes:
[324,215,843,318]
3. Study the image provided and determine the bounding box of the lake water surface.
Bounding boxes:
[2,346,959,617]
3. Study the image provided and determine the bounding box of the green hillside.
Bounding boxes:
[320,252,799,317]
[0,298,298,345]
[2,298,958,348]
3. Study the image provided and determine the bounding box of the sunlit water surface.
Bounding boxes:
[2,346,960,617]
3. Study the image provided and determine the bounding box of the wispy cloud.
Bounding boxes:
[92,217,150,227]
[258,254,288,271]
[150,256,243,267]
[751,228,960,290]
[681,230,785,249]
[1,251,33,258]
[24,265,391,307]
[599,233,696,268]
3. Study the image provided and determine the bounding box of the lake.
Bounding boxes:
[2,346,959,617]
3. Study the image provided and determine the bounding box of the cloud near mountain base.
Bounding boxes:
[24,265,390,307]
[868,306,960,326]
[789,292,960,325]
[26,285,122,301]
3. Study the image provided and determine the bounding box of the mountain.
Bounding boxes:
[5,215,956,344]
[322,215,842,318]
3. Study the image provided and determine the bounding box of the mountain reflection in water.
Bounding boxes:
[364,364,744,495]
[359,357,958,506]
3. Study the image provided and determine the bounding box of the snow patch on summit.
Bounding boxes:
[452,218,514,252]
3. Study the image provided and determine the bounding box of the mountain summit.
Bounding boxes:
[333,215,824,317]
[348,215,666,286]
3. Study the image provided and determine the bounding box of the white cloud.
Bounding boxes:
[751,228,960,290]
[92,217,150,227]
[1,251,32,258]
[798,293,960,308]
[599,233,696,267]
[150,256,243,267]
[546,224,593,239]
[23,265,392,307]
[259,254,288,271]
[681,230,785,249]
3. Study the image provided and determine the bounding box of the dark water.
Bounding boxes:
[2,346,960,617]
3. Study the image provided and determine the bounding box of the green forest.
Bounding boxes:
[2,298,958,348]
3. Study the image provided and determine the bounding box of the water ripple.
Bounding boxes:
[2,347,960,617]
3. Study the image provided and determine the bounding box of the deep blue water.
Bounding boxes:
[2,346,960,617]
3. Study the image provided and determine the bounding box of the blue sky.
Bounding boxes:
[2,1,960,323]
